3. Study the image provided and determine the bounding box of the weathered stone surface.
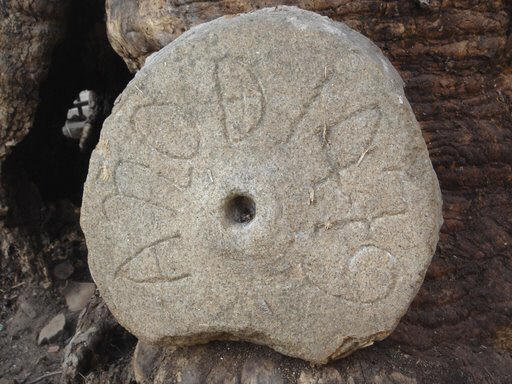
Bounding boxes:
[38,313,66,345]
[81,7,442,363]
[62,282,96,312]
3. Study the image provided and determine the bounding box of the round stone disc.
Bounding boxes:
[81,6,443,363]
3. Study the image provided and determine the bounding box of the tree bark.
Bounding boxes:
[0,0,72,284]
[0,0,131,286]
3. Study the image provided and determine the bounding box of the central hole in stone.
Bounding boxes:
[225,194,256,224]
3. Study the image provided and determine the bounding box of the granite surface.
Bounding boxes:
[81,6,443,363]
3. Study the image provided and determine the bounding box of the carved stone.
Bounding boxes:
[81,7,443,363]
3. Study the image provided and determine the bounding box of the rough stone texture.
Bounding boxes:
[38,313,66,345]
[82,7,442,363]
[0,0,507,383]
[62,282,97,312]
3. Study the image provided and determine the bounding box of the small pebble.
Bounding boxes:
[48,345,60,353]
[53,260,74,280]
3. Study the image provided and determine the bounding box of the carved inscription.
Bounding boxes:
[81,10,443,363]
[304,240,397,304]
[99,61,410,301]
[344,245,396,303]
[325,105,381,169]
[101,160,191,277]
[281,69,335,145]
[214,58,265,143]
[115,236,191,284]
[107,68,409,295]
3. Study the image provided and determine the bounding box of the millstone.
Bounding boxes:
[81,6,443,363]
